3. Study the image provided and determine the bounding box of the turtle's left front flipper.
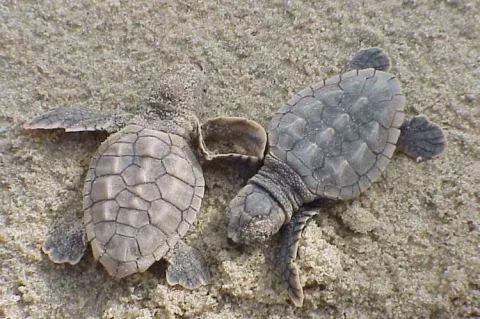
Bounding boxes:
[397,115,446,160]
[279,208,319,307]
[24,107,133,133]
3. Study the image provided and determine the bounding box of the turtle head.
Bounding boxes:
[225,183,286,246]
[148,64,207,130]
[152,63,207,108]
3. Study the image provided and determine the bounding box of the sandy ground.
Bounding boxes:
[1,0,479,318]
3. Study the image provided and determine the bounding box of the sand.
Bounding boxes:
[0,0,479,318]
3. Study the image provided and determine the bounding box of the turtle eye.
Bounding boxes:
[226,237,238,247]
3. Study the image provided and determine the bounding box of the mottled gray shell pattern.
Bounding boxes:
[268,68,405,200]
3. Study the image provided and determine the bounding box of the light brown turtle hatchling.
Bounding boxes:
[24,64,266,289]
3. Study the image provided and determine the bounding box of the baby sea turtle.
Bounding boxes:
[24,64,266,289]
[223,48,446,306]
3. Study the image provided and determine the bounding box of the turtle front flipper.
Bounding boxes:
[397,115,446,160]
[348,47,391,72]
[23,107,133,133]
[42,218,86,265]
[165,240,210,289]
[279,208,319,307]
[199,116,267,173]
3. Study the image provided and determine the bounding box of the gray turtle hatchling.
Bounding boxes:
[24,64,265,288]
[223,48,446,306]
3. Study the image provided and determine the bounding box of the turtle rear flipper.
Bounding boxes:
[397,115,446,160]
[348,47,391,72]
[279,208,319,307]
[42,219,86,265]
[165,241,210,289]
[23,107,133,133]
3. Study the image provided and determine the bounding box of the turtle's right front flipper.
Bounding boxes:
[199,117,268,176]
[24,107,133,133]
[279,208,319,307]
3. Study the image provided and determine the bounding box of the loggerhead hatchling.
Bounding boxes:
[24,64,266,288]
[223,48,447,306]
